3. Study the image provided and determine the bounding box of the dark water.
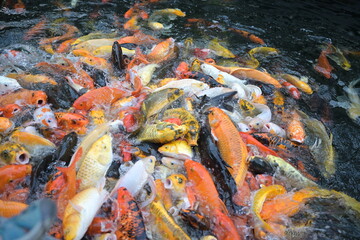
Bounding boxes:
[1,0,360,238]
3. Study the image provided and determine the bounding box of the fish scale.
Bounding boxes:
[77,134,113,191]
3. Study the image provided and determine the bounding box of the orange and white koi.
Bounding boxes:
[33,104,58,128]
[277,78,301,99]
[286,111,305,144]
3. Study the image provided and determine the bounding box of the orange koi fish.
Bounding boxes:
[0,89,47,107]
[145,38,176,63]
[0,199,28,218]
[73,86,128,111]
[239,132,279,157]
[229,27,265,45]
[314,49,334,79]
[0,104,21,118]
[39,23,79,45]
[55,112,89,135]
[36,58,95,90]
[23,17,47,40]
[112,187,147,239]
[208,107,248,187]
[0,165,32,193]
[285,111,305,144]
[117,31,160,45]
[185,159,241,240]
[56,38,76,53]
[260,187,323,222]
[124,16,140,31]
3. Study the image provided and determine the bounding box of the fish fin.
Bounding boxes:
[69,200,84,214]
[210,129,219,141]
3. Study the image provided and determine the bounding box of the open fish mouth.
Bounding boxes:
[16,151,30,164]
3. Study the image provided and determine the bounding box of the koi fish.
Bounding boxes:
[344,78,360,124]
[55,112,89,134]
[286,110,305,144]
[279,73,313,95]
[277,78,301,99]
[63,187,108,240]
[0,117,14,135]
[150,201,191,240]
[23,17,47,40]
[141,88,184,118]
[73,86,127,112]
[6,73,57,86]
[0,76,22,95]
[251,184,287,239]
[142,38,176,63]
[185,159,241,240]
[39,24,79,45]
[208,107,248,187]
[208,39,236,58]
[113,187,147,239]
[229,27,265,45]
[77,134,113,191]
[0,165,31,193]
[158,140,193,160]
[136,121,189,144]
[162,108,200,146]
[0,200,28,218]
[117,31,160,45]
[326,44,351,70]
[33,104,58,128]
[0,143,30,166]
[0,89,47,107]
[150,8,186,18]
[10,130,55,155]
[0,104,21,118]
[314,48,334,79]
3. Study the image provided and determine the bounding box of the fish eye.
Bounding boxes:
[13,108,19,113]
[149,159,153,163]
[4,84,8,87]
[72,120,77,124]
[178,178,183,184]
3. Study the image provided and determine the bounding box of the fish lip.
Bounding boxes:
[16,151,30,164]
[164,179,173,189]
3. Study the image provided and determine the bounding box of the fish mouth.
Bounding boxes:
[16,151,30,164]
[164,179,173,189]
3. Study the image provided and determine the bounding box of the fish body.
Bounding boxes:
[185,159,240,240]
[0,200,28,218]
[277,78,301,99]
[327,44,351,70]
[33,104,58,128]
[208,39,236,58]
[6,73,57,86]
[299,111,336,178]
[251,185,286,238]
[286,111,305,143]
[113,187,147,239]
[158,140,193,160]
[0,76,22,95]
[146,38,176,63]
[73,87,127,111]
[0,164,31,193]
[112,156,155,197]
[0,117,13,134]
[137,121,189,144]
[141,88,184,118]
[279,74,313,95]
[345,79,360,123]
[0,89,47,107]
[10,130,55,155]
[314,49,333,79]
[207,107,248,186]
[150,201,191,240]
[248,47,279,57]
[63,187,108,240]
[163,108,200,146]
[0,143,30,165]
[153,79,209,96]
[229,28,265,45]
[265,155,318,188]
[77,134,113,191]
[55,112,89,134]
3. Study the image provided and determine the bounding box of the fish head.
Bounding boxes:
[248,117,264,130]
[31,91,47,107]
[3,104,21,118]
[160,157,183,169]
[142,156,156,174]
[63,213,82,240]
[0,143,30,164]
[165,174,187,192]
